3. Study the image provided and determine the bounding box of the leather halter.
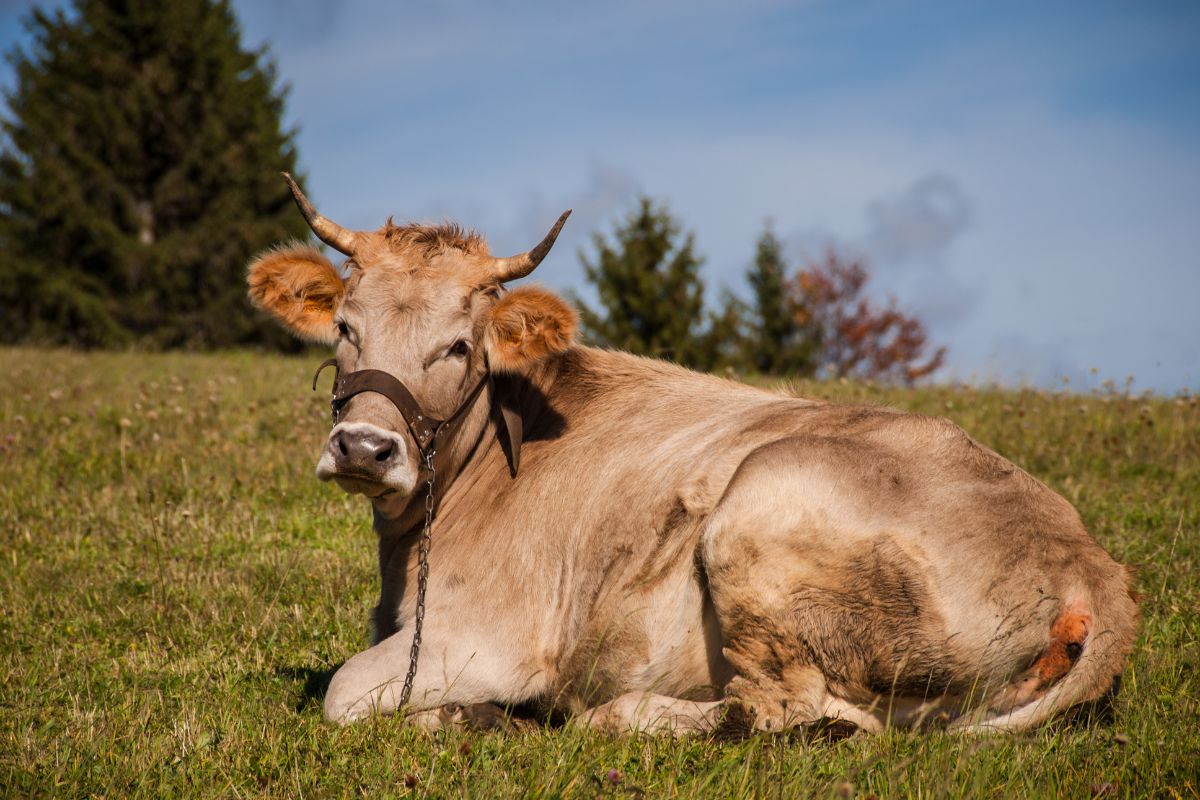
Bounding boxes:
[312,358,524,480]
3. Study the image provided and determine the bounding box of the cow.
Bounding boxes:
[246,174,1138,736]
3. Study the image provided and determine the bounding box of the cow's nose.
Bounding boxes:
[333,428,401,472]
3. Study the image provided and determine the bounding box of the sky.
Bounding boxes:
[2,1,1198,392]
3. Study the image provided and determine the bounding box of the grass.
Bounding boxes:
[1,346,1197,799]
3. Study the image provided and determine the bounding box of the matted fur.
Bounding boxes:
[247,244,344,344]
[484,286,578,372]
[382,219,489,259]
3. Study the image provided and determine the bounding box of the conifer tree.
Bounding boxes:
[575,197,711,368]
[694,289,745,373]
[0,0,309,348]
[740,224,818,376]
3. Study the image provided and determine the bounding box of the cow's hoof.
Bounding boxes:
[713,700,757,742]
[800,717,860,742]
[439,702,525,732]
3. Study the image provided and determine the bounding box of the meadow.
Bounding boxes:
[1,347,1196,798]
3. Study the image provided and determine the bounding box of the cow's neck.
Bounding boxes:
[367,353,572,538]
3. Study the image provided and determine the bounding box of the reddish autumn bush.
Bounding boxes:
[790,252,946,383]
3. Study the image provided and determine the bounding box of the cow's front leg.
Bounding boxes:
[576,692,725,736]
[324,625,518,724]
[403,702,526,732]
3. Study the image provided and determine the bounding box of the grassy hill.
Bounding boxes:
[1,347,1196,798]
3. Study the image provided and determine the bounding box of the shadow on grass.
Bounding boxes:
[276,664,341,713]
[1047,689,1120,732]
[272,664,560,727]
[715,703,862,744]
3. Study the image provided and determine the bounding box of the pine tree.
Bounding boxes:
[0,0,309,348]
[694,290,745,373]
[740,224,818,376]
[575,197,711,368]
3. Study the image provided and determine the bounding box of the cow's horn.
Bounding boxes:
[282,172,361,256]
[488,210,572,282]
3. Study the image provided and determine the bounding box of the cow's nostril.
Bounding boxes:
[337,434,348,457]
[375,442,393,462]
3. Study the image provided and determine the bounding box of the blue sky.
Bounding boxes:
[3,1,1198,392]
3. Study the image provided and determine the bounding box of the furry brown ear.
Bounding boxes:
[247,244,344,344]
[484,286,578,372]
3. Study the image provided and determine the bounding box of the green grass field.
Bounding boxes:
[1,347,1197,798]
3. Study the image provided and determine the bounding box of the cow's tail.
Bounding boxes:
[953,572,1139,734]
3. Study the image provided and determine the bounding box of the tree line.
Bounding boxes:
[0,0,944,381]
[574,199,944,381]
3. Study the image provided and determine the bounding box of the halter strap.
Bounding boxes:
[312,358,523,477]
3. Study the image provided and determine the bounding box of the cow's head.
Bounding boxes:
[247,174,576,501]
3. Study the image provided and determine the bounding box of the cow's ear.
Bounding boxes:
[484,286,578,372]
[247,244,344,344]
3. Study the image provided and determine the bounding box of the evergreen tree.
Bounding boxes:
[0,0,309,348]
[739,224,818,375]
[575,197,711,368]
[694,290,745,373]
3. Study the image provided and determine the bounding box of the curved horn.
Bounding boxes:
[281,172,361,256]
[488,210,572,283]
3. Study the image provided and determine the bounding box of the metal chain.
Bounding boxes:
[311,357,484,713]
[397,448,436,710]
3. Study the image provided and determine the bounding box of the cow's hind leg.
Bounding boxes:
[696,445,842,733]
[699,575,833,734]
[699,438,954,734]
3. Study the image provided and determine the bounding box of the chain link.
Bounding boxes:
[397,448,436,710]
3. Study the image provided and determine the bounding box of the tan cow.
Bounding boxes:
[247,176,1138,735]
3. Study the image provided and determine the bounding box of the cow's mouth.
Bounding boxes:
[316,455,416,499]
[331,474,402,499]
[336,479,400,496]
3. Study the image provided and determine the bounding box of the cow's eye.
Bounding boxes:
[448,339,470,358]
